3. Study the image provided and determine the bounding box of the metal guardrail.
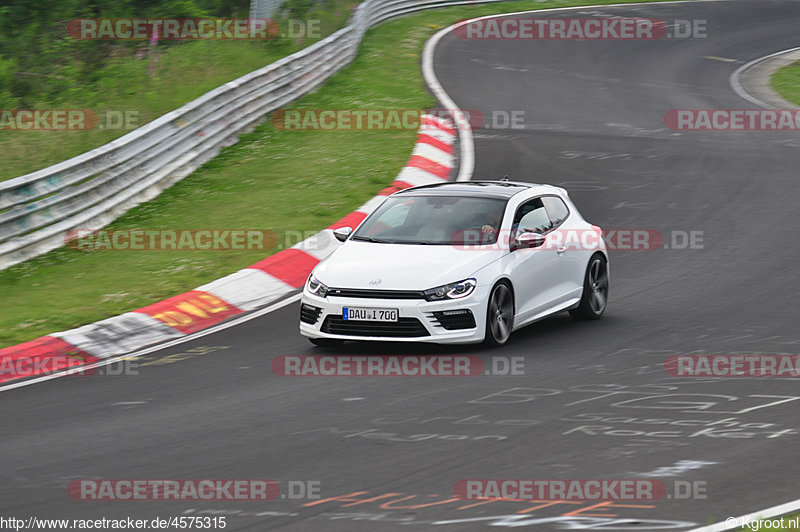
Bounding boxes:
[0,0,503,270]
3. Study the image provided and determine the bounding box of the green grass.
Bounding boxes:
[771,59,800,106]
[0,0,679,348]
[0,3,354,181]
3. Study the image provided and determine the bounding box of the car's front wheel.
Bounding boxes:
[569,254,608,320]
[484,282,514,346]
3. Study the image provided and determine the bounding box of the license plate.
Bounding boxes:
[342,307,398,322]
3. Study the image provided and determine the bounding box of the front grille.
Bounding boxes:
[429,310,476,330]
[326,288,425,299]
[321,316,430,337]
[300,303,322,324]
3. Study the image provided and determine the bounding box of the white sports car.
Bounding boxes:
[299,181,608,346]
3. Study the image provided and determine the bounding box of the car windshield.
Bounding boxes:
[352,195,507,245]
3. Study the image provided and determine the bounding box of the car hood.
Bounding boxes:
[313,241,504,290]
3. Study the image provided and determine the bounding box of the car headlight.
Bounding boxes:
[424,278,477,301]
[306,274,329,297]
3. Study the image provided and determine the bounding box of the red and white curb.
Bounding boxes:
[0,114,456,384]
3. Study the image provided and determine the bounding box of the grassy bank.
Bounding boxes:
[771,59,800,106]
[0,0,354,181]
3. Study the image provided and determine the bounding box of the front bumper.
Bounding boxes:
[299,286,489,344]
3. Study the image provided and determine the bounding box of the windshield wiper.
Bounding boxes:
[350,236,435,244]
[351,235,390,243]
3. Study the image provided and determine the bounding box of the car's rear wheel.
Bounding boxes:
[309,338,345,347]
[569,254,608,320]
[484,283,514,346]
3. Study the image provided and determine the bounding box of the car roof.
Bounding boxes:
[394,180,535,199]
[394,180,565,199]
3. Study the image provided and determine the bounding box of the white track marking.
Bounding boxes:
[423,23,474,181]
[421,0,730,182]
[730,46,800,108]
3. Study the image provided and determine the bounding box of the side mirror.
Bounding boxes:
[333,227,353,242]
[513,232,545,250]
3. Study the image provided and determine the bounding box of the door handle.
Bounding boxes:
[557,247,567,255]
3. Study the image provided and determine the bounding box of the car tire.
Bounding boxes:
[309,338,345,347]
[569,254,609,320]
[484,282,514,347]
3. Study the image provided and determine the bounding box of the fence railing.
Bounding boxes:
[0,0,503,270]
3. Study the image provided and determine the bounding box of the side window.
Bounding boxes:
[514,198,552,234]
[542,196,569,227]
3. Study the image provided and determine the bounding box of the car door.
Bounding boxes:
[506,196,566,322]
[541,195,585,302]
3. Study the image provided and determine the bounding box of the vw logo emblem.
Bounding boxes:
[369,278,382,286]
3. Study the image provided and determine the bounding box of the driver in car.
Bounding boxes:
[479,203,504,241]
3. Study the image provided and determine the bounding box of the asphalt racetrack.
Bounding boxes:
[2,1,799,530]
